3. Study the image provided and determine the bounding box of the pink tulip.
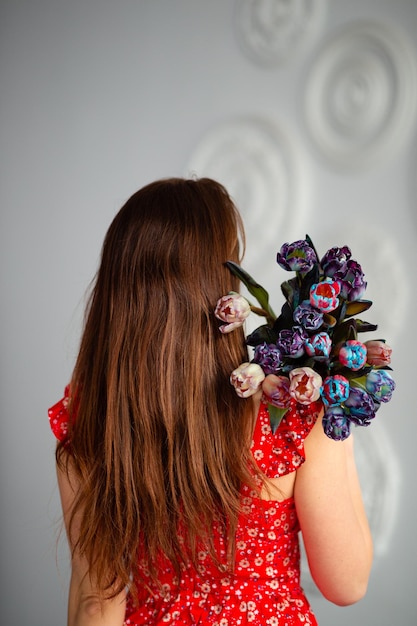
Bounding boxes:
[364,340,392,367]
[215,293,251,333]
[230,362,265,398]
[289,367,322,405]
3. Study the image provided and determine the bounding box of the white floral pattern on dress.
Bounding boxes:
[49,392,321,625]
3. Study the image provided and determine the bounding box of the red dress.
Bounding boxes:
[49,391,321,625]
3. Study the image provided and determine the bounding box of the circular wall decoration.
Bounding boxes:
[235,0,326,66]
[304,20,417,168]
[185,118,301,272]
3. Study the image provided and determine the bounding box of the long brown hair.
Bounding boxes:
[57,177,256,599]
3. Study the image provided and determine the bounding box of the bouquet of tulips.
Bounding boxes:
[215,235,395,440]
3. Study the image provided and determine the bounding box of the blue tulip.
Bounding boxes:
[366,370,396,403]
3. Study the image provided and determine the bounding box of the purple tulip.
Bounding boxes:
[262,374,291,409]
[276,240,318,273]
[276,326,307,358]
[335,259,367,301]
[366,370,396,403]
[304,332,332,358]
[344,387,376,426]
[321,245,351,277]
[293,300,324,330]
[253,342,283,375]
[322,406,351,440]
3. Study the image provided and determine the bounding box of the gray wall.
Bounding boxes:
[1,1,416,624]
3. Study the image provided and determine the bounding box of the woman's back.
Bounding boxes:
[51,393,321,625]
[55,179,257,612]
[51,178,375,625]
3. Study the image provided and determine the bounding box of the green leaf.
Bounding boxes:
[355,320,378,333]
[322,312,338,328]
[246,325,278,347]
[332,318,357,344]
[281,278,298,307]
[273,303,294,333]
[226,261,276,323]
[268,405,288,434]
[349,376,367,391]
[347,322,358,341]
[345,300,373,318]
[337,300,347,325]
[299,264,320,300]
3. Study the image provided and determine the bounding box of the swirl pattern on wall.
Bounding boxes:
[185,118,301,272]
[235,0,326,66]
[304,20,417,168]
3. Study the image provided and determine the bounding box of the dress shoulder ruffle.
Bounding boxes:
[48,385,71,442]
[251,400,322,478]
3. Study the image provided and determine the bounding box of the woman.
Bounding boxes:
[50,177,372,625]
